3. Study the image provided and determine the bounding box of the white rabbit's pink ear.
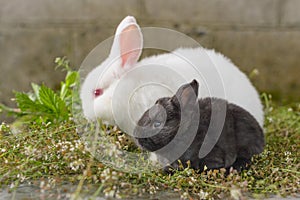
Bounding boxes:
[119,24,143,67]
[110,16,143,69]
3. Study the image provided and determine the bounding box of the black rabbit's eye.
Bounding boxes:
[153,121,162,128]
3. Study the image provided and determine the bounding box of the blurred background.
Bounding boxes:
[0,0,299,122]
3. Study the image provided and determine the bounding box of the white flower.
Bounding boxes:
[69,159,85,171]
[284,151,291,156]
[198,190,208,199]
[10,182,15,189]
[268,117,273,123]
[180,192,189,199]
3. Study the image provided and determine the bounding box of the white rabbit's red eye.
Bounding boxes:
[94,89,103,98]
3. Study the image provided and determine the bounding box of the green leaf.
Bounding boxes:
[60,82,68,100]
[31,83,41,103]
[59,67,79,101]
[39,85,68,120]
[65,71,79,87]
[3,57,78,124]
[15,92,39,113]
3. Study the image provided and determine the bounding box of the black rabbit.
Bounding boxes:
[133,80,265,173]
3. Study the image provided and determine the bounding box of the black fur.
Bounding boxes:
[133,80,265,173]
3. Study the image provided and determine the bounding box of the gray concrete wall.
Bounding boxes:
[0,0,300,120]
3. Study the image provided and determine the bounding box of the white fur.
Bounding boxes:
[149,152,159,163]
[80,16,264,134]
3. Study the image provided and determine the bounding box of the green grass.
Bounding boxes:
[0,59,299,199]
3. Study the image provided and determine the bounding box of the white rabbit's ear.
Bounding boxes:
[110,16,143,68]
[120,24,142,67]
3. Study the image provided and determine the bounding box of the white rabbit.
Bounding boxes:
[80,16,264,134]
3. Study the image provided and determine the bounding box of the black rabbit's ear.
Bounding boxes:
[189,79,199,95]
[172,80,199,109]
